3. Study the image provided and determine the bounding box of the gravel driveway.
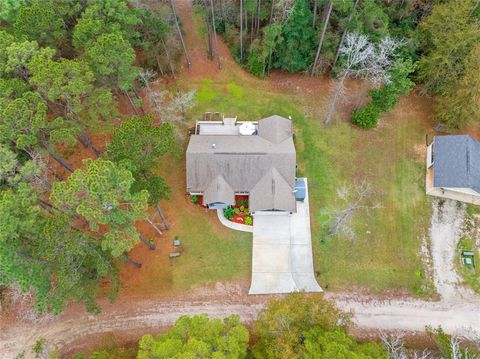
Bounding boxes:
[429,199,477,302]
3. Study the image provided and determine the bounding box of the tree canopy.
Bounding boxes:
[137,315,250,359]
[273,0,316,72]
[0,0,180,317]
[50,158,149,258]
[418,0,480,96]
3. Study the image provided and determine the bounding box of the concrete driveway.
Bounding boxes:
[249,178,322,294]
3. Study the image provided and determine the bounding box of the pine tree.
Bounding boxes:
[0,91,77,172]
[273,0,316,72]
[84,32,139,91]
[418,0,479,96]
[49,158,149,258]
[436,44,480,128]
[107,116,174,229]
[13,0,67,49]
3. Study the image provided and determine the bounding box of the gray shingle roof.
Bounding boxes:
[203,175,235,206]
[257,115,292,144]
[249,167,296,212]
[186,115,296,212]
[433,135,480,193]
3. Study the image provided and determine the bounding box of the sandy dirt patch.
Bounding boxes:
[429,199,477,302]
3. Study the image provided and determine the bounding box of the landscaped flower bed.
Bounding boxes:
[190,194,207,208]
[223,198,253,226]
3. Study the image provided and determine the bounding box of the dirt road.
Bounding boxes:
[3,290,480,358]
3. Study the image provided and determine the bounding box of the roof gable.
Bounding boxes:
[203,175,235,206]
[257,115,292,144]
[249,167,296,212]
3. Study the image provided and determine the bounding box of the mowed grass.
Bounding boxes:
[170,211,252,291]
[119,154,252,296]
[187,77,433,296]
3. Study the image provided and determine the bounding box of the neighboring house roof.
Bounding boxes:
[433,135,480,193]
[186,115,296,212]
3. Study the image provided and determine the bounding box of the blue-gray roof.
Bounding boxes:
[433,135,480,192]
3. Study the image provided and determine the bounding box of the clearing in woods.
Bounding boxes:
[119,0,435,297]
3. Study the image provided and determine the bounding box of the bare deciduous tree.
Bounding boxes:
[323,181,380,239]
[333,0,360,67]
[149,89,196,138]
[271,0,295,23]
[6,285,54,324]
[138,69,159,107]
[380,331,410,359]
[324,33,402,125]
[379,330,480,359]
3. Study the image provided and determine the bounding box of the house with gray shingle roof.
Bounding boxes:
[186,115,298,212]
[426,135,480,205]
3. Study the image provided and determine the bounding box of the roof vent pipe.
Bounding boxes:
[212,143,216,149]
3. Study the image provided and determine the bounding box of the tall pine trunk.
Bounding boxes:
[123,254,142,268]
[140,234,156,250]
[209,0,221,69]
[147,217,163,235]
[156,203,171,230]
[41,141,74,173]
[206,16,213,60]
[169,0,191,67]
[132,87,146,115]
[124,89,139,115]
[250,7,255,44]
[312,0,317,28]
[257,0,261,34]
[269,0,274,24]
[222,0,227,24]
[240,0,244,62]
[80,131,100,158]
[310,0,333,76]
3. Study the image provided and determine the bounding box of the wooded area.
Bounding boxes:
[198,0,480,128]
[0,0,185,314]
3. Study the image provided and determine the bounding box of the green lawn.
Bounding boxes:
[121,155,252,296]
[184,76,433,296]
[170,211,252,291]
[456,205,480,293]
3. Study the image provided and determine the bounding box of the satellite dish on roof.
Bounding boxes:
[239,122,256,136]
